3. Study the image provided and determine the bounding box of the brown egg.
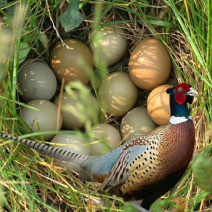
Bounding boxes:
[90,123,121,156]
[91,27,128,67]
[121,107,157,142]
[147,84,173,125]
[98,72,138,117]
[129,38,171,90]
[50,39,93,84]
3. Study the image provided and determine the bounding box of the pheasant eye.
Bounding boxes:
[178,87,183,92]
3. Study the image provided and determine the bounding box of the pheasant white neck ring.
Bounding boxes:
[169,115,192,125]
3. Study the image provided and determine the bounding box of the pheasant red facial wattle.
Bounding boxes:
[174,83,191,105]
[0,83,198,211]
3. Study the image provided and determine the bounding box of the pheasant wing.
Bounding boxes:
[103,137,150,190]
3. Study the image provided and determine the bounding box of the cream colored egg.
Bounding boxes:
[147,84,173,125]
[51,133,90,172]
[90,123,121,155]
[54,92,100,130]
[129,39,171,90]
[18,60,57,101]
[50,39,93,84]
[91,27,128,67]
[121,106,157,142]
[98,72,138,117]
[19,100,62,140]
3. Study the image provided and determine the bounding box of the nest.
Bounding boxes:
[0,1,210,211]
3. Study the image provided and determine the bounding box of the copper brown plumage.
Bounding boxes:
[0,83,198,211]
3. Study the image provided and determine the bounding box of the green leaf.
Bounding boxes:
[192,154,212,192]
[59,0,84,32]
[149,20,175,28]
[38,32,49,50]
[18,42,30,65]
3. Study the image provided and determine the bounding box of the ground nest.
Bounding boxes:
[0,1,211,212]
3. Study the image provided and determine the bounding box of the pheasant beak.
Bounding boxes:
[187,87,198,97]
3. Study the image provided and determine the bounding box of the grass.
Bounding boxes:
[0,0,212,211]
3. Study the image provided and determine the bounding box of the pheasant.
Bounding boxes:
[0,83,198,211]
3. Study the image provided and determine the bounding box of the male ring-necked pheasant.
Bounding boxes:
[0,83,198,211]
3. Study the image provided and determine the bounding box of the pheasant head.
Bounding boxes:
[166,83,198,124]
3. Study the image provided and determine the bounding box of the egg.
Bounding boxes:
[129,38,171,90]
[51,132,90,172]
[147,84,173,125]
[121,106,157,142]
[151,125,167,133]
[54,91,100,130]
[98,72,138,117]
[91,27,128,67]
[50,39,93,85]
[90,123,121,156]
[19,100,62,140]
[18,60,57,102]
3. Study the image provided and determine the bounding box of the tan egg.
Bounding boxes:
[50,39,93,84]
[51,132,90,172]
[98,72,138,117]
[91,27,128,67]
[90,123,121,156]
[54,92,100,130]
[19,100,62,140]
[121,106,157,142]
[147,84,173,125]
[129,38,171,90]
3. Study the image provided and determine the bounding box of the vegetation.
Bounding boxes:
[0,0,211,211]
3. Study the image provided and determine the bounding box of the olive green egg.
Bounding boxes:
[98,72,138,117]
[54,91,100,130]
[19,100,62,140]
[121,106,157,142]
[90,123,121,156]
[18,60,57,102]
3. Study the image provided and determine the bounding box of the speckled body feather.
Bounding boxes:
[0,83,198,210]
[79,119,195,208]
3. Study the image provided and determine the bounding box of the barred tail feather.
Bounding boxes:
[0,133,89,166]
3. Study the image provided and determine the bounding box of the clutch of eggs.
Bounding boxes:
[129,38,171,90]
[19,100,62,140]
[51,132,90,172]
[50,39,93,85]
